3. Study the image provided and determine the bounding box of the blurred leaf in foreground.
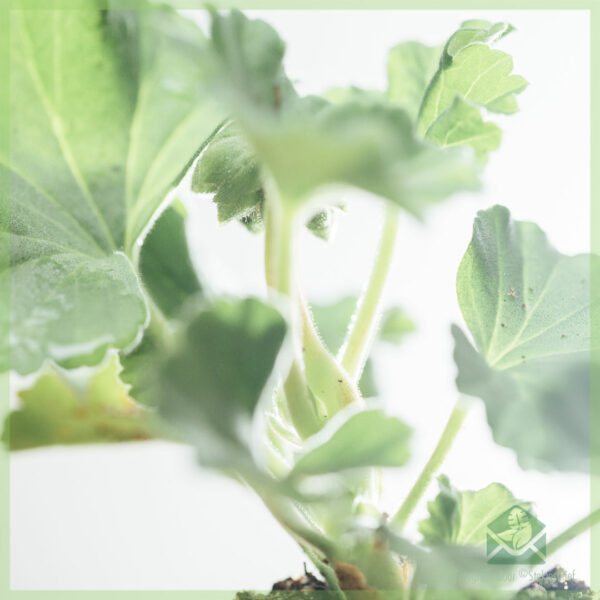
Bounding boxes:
[4,358,159,450]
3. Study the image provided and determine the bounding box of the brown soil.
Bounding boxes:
[272,568,328,591]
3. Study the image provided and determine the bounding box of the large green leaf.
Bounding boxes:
[3,3,222,374]
[248,101,480,215]
[290,409,411,476]
[157,298,287,462]
[206,10,481,215]
[454,205,599,470]
[3,358,159,450]
[418,475,524,546]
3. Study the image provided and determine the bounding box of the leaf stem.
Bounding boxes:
[391,398,469,530]
[263,178,294,296]
[263,180,323,438]
[340,204,400,380]
[547,508,600,557]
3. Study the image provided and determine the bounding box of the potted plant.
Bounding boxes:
[3,4,597,598]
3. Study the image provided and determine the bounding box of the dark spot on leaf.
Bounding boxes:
[501,323,505,327]
[561,334,567,338]
[337,379,343,383]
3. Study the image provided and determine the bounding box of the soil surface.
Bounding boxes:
[518,566,593,598]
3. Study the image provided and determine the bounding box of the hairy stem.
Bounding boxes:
[263,182,323,438]
[391,398,469,530]
[255,485,338,558]
[547,508,600,557]
[340,204,400,380]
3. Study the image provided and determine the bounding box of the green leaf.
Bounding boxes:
[119,331,161,408]
[387,42,441,121]
[425,97,502,162]
[120,203,203,407]
[418,25,527,134]
[209,9,288,112]
[192,123,339,239]
[157,298,287,461]
[454,205,599,470]
[3,358,159,450]
[207,11,480,214]
[4,3,222,373]
[290,409,411,476]
[418,475,524,546]
[379,306,416,343]
[325,86,386,105]
[139,203,202,319]
[246,100,481,215]
[192,123,264,225]
[445,20,515,58]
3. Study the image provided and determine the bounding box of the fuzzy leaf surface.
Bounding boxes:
[4,3,221,373]
[454,205,599,470]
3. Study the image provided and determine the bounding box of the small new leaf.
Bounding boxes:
[418,475,524,546]
[419,28,527,134]
[417,21,525,162]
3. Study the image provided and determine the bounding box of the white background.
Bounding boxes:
[10,9,590,591]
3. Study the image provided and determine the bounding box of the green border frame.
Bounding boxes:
[0,1,597,597]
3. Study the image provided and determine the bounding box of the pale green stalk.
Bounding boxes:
[547,508,600,557]
[340,204,400,380]
[391,398,469,530]
[263,182,322,438]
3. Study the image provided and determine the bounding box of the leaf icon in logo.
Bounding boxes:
[498,507,533,551]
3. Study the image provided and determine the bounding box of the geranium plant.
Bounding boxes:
[3,3,598,598]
